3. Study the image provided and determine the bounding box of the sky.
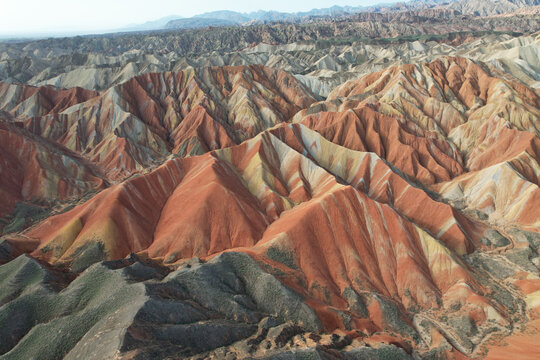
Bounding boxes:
[1,0,398,37]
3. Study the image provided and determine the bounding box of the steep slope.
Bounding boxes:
[495,3,540,16]
[1,65,317,180]
[0,64,316,235]
[0,253,413,359]
[18,124,485,266]
[313,56,540,144]
[294,56,540,232]
[0,84,105,230]
[2,122,527,358]
[0,82,98,118]
[4,31,540,100]
[0,51,539,359]
[0,121,106,221]
[444,0,540,16]
[434,127,540,231]
[295,105,465,184]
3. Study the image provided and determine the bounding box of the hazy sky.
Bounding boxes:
[1,0,398,36]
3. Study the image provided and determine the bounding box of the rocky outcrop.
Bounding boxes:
[0,48,539,358]
[0,121,106,220]
[0,65,316,229]
[1,118,528,358]
[1,65,316,180]
[444,0,540,16]
[0,253,413,359]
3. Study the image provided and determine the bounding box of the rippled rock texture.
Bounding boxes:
[0,49,539,359]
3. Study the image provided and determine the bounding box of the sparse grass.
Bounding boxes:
[2,202,50,235]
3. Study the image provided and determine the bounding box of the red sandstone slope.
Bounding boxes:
[293,56,540,231]
[295,56,540,170]
[0,121,106,219]
[1,58,540,357]
[296,105,465,184]
[4,122,515,357]
[23,124,486,264]
[0,65,316,224]
[0,82,98,118]
[0,84,103,224]
[3,65,317,180]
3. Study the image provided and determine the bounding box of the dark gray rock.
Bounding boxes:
[0,252,322,359]
[481,230,510,248]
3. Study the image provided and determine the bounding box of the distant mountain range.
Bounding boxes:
[117,15,184,32]
[127,5,381,31]
[121,0,540,32]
